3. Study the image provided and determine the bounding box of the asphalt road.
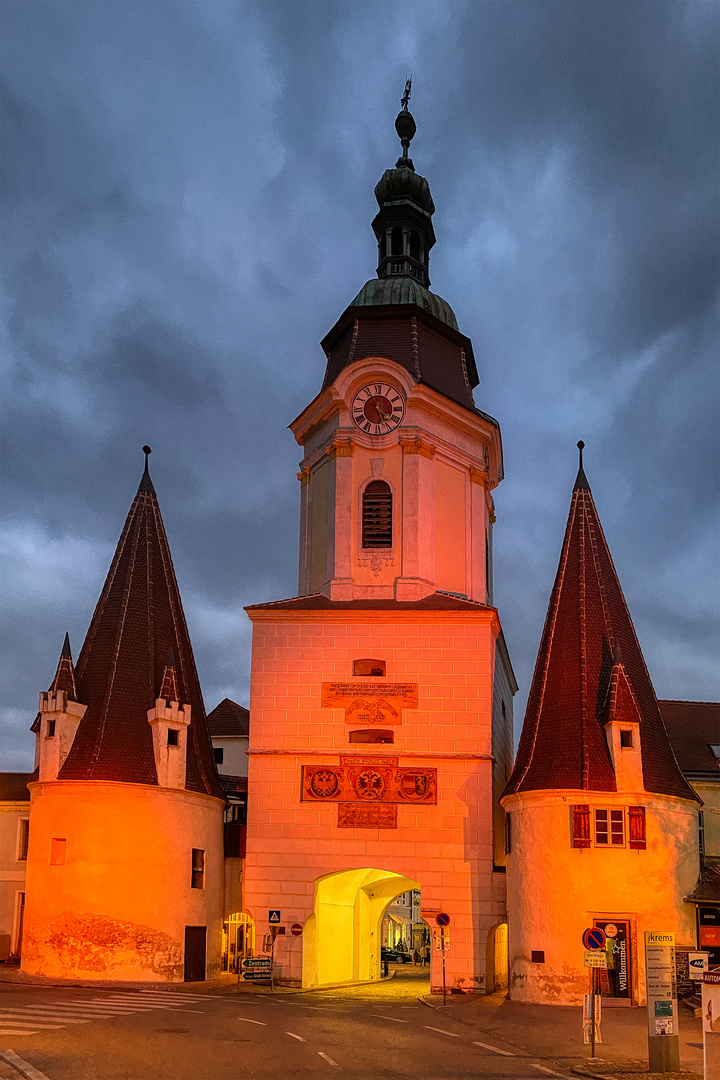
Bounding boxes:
[0,967,700,1080]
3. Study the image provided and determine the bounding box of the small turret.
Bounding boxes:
[36,634,86,782]
[148,648,192,789]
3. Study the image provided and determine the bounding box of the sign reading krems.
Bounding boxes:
[644,931,677,1038]
[321,682,418,724]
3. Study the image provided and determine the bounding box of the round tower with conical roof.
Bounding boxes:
[501,446,700,1014]
[22,452,226,982]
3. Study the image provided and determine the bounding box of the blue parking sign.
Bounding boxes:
[269,910,281,923]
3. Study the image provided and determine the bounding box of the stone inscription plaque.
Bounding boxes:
[337,803,398,829]
[321,682,418,724]
[301,765,437,804]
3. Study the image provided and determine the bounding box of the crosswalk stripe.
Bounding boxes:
[0,1021,65,1030]
[0,1013,88,1025]
[0,1029,42,1035]
[15,1008,135,1018]
[45,1003,139,1011]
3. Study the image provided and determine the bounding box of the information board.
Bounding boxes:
[644,931,677,1037]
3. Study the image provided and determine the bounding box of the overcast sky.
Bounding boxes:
[2,0,718,771]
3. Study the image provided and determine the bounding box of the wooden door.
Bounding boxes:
[184,926,206,982]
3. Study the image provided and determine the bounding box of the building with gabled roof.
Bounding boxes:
[21,450,225,982]
[501,445,701,1007]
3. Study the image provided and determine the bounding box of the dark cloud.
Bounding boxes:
[1,0,718,769]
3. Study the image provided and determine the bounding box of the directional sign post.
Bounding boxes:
[242,957,272,983]
[581,927,606,1058]
[645,931,679,1072]
[436,914,450,1006]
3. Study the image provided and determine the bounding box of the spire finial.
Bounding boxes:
[395,77,416,168]
[137,445,156,495]
[573,440,590,491]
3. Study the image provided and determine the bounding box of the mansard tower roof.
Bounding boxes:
[503,444,697,802]
[59,448,223,798]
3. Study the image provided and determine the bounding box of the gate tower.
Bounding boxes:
[244,96,517,991]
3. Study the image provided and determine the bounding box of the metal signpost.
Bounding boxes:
[582,927,606,1057]
[644,931,679,1072]
[436,913,450,1006]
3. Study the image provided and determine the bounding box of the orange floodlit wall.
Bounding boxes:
[243,606,507,991]
[502,789,698,1005]
[22,780,224,981]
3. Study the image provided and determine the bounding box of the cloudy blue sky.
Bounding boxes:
[2,0,718,770]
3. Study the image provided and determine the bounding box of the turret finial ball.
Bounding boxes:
[577,440,584,450]
[142,445,152,456]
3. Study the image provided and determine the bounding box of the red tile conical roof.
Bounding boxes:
[58,455,223,799]
[503,451,697,802]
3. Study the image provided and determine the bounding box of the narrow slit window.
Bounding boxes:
[167,729,179,747]
[362,481,392,548]
[191,848,205,889]
[47,720,56,738]
[18,819,29,861]
[620,730,633,747]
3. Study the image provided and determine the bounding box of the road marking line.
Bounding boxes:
[318,1052,338,1065]
[286,1032,306,1041]
[472,1041,516,1056]
[0,1022,64,1030]
[0,1049,53,1079]
[531,1065,576,1079]
[423,1025,460,1037]
[237,1017,267,1025]
[372,1014,408,1023]
[0,1012,90,1025]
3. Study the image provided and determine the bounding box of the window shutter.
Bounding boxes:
[571,804,591,848]
[628,805,646,849]
[362,481,392,548]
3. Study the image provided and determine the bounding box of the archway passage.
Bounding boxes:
[486,921,508,993]
[302,867,423,989]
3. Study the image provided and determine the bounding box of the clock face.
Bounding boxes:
[352,383,405,435]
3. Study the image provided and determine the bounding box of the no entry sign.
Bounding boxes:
[583,927,606,951]
[290,923,303,936]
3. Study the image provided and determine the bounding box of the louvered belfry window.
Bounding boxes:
[362,481,392,548]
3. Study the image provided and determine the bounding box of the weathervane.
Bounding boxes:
[400,77,412,110]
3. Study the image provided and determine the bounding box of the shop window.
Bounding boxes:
[191,848,205,889]
[595,808,624,846]
[353,658,386,677]
[167,729,179,747]
[349,729,394,744]
[571,804,591,848]
[50,838,66,866]
[362,482,392,548]
[620,730,633,748]
[213,747,224,764]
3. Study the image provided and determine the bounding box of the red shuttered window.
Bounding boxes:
[571,804,591,848]
[628,805,646,849]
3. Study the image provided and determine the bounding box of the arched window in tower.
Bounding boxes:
[362,481,392,548]
[409,230,420,261]
[391,226,404,256]
[379,232,387,261]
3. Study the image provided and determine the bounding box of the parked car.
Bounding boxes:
[381,946,411,964]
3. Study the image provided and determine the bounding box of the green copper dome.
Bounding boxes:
[350,276,458,330]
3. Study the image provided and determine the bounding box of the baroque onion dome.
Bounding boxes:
[320,84,498,433]
[58,448,223,799]
[503,444,698,802]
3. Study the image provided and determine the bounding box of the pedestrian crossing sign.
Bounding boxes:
[269,909,281,923]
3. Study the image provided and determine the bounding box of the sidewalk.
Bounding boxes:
[419,991,703,1080]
